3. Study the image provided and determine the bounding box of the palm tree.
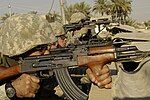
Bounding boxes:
[64,2,91,23]
[110,0,132,23]
[125,17,137,28]
[93,0,109,16]
[46,12,62,23]
[73,2,91,16]
[120,0,132,23]
[64,4,75,23]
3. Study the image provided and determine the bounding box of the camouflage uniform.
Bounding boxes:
[67,12,88,44]
[49,21,65,37]
[0,13,56,57]
[66,12,91,45]
[0,13,63,100]
[70,12,87,24]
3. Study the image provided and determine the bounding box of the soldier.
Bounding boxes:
[49,21,67,48]
[0,12,113,100]
[66,12,92,45]
[68,12,112,89]
[0,13,60,100]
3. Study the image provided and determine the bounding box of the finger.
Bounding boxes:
[99,77,112,86]
[104,82,112,89]
[99,65,109,75]
[90,64,102,76]
[86,68,97,83]
[30,76,40,83]
[21,74,30,79]
[24,93,35,98]
[25,79,31,85]
[30,82,40,93]
[25,77,39,94]
[16,94,23,98]
[97,73,110,81]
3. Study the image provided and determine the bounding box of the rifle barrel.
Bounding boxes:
[116,46,138,52]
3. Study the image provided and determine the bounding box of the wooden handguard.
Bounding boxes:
[77,45,116,67]
[88,45,115,55]
[77,53,115,67]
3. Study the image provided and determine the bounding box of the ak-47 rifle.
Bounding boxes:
[0,38,149,100]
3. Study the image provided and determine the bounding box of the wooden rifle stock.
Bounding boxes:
[0,66,21,80]
[0,66,7,71]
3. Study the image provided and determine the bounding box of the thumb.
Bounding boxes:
[30,76,40,83]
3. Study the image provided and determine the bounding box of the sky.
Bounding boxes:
[0,0,150,22]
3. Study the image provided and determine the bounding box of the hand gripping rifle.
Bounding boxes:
[0,38,149,100]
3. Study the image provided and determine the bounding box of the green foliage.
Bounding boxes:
[64,5,75,23]
[124,17,138,28]
[92,0,132,24]
[109,0,132,23]
[64,2,91,23]
[93,0,110,15]
[73,2,91,15]
[46,12,62,23]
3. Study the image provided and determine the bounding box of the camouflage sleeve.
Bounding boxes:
[0,56,14,100]
[0,84,9,100]
[0,55,7,67]
[0,55,17,67]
